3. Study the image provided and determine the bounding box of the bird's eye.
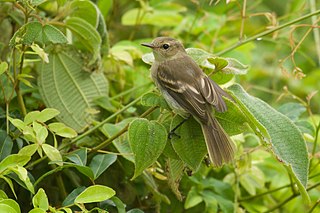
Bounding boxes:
[162,44,170,49]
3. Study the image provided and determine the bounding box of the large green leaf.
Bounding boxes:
[228,84,309,189]
[170,116,207,171]
[128,118,167,179]
[65,17,101,61]
[9,22,67,46]
[70,0,99,28]
[37,48,108,132]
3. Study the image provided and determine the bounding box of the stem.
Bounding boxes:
[239,0,247,41]
[15,49,27,116]
[239,184,290,201]
[6,103,9,134]
[26,91,153,169]
[308,199,320,213]
[263,182,320,213]
[310,0,320,65]
[68,91,151,146]
[312,121,320,156]
[89,106,158,153]
[110,82,152,101]
[216,9,320,56]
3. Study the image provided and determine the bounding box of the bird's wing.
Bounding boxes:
[156,58,230,123]
[198,76,232,112]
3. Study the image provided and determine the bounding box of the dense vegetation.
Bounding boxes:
[0,0,319,212]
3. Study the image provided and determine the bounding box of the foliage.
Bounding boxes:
[0,0,319,212]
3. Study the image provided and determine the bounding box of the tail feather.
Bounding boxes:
[201,116,235,167]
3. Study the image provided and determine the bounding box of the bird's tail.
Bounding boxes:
[201,115,235,167]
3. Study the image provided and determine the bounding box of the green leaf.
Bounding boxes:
[24,108,60,125]
[18,144,38,157]
[228,84,309,189]
[0,154,31,173]
[216,98,249,135]
[28,208,46,213]
[8,118,27,131]
[101,118,135,162]
[170,116,207,171]
[202,193,218,213]
[9,166,34,194]
[10,22,67,46]
[62,186,86,207]
[203,191,234,213]
[89,154,117,180]
[37,48,108,132]
[277,102,306,122]
[207,57,228,71]
[109,196,126,213]
[97,0,113,19]
[166,158,185,201]
[39,24,68,44]
[0,204,17,213]
[74,185,115,204]
[0,61,8,75]
[184,186,203,209]
[141,92,170,110]
[239,167,265,195]
[127,209,144,213]
[0,190,8,199]
[128,118,167,179]
[223,57,249,75]
[37,108,60,123]
[70,0,99,27]
[33,122,48,144]
[32,188,49,211]
[48,123,77,138]
[31,43,49,63]
[0,130,13,160]
[0,199,20,213]
[72,165,94,180]
[65,17,101,59]
[65,148,87,166]
[42,144,63,166]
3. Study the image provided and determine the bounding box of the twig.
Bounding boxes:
[239,184,290,202]
[309,0,320,65]
[89,106,158,153]
[263,182,320,213]
[216,9,320,56]
[239,0,247,41]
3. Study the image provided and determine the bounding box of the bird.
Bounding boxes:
[141,37,235,167]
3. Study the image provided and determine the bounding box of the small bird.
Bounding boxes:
[141,37,235,167]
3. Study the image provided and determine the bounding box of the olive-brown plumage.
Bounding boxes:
[142,37,235,167]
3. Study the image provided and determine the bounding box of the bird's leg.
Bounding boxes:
[168,115,191,139]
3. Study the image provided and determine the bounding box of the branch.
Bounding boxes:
[263,182,320,213]
[216,9,320,56]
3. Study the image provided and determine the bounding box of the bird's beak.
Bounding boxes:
[141,42,155,49]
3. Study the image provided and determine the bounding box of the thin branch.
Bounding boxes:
[26,91,154,169]
[239,184,290,202]
[263,182,320,213]
[239,0,247,41]
[312,121,320,156]
[89,106,158,153]
[308,199,320,213]
[216,9,320,56]
[310,0,320,65]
